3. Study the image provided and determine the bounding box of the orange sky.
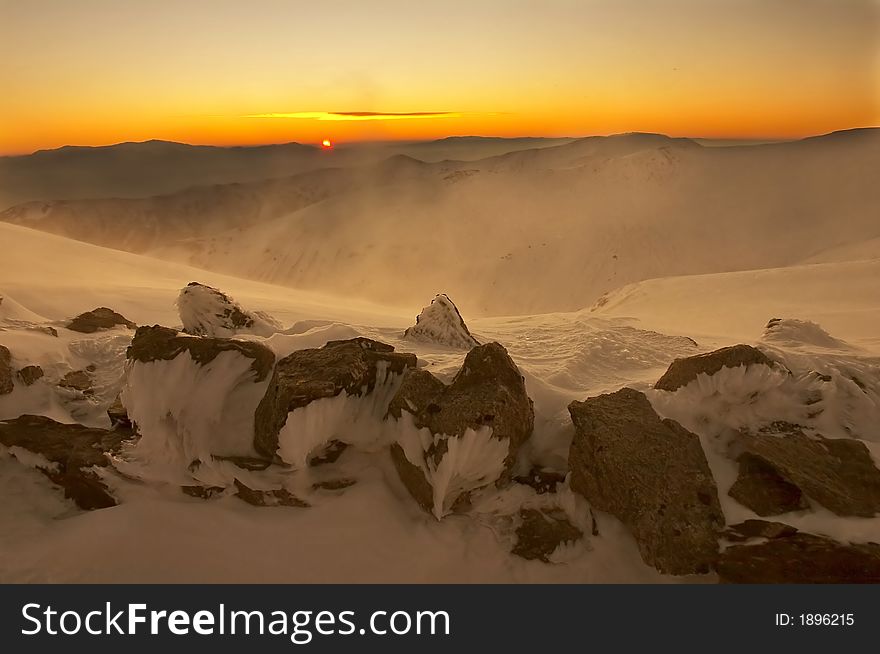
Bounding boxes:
[1,0,878,154]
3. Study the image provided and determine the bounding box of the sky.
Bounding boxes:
[1,0,878,154]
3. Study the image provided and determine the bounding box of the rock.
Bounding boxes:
[728,453,809,516]
[723,520,798,543]
[233,480,308,508]
[312,478,357,491]
[735,424,880,517]
[568,388,723,575]
[17,365,44,386]
[124,325,276,467]
[59,369,92,393]
[27,326,58,337]
[0,415,128,509]
[512,507,583,563]
[177,282,282,338]
[389,342,535,518]
[67,307,136,333]
[514,467,568,494]
[127,325,275,382]
[403,294,479,349]
[386,368,446,420]
[717,527,880,583]
[253,337,416,459]
[654,344,777,392]
[0,345,13,395]
[107,394,132,429]
[182,485,226,500]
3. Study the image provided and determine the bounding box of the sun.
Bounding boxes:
[321,139,333,149]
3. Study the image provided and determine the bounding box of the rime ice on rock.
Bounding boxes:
[403,294,479,349]
[177,282,282,338]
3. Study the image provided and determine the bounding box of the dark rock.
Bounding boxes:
[233,480,309,507]
[512,507,583,562]
[388,343,535,517]
[308,440,349,466]
[312,478,357,491]
[728,453,809,516]
[0,415,128,509]
[0,345,13,394]
[403,293,480,349]
[107,394,132,429]
[723,520,799,543]
[736,425,880,517]
[253,337,416,458]
[654,344,777,392]
[568,388,723,575]
[386,368,446,420]
[212,455,273,471]
[67,307,136,333]
[59,370,92,393]
[17,365,44,386]
[127,325,275,382]
[718,530,880,583]
[27,326,58,337]
[514,467,568,494]
[182,485,226,499]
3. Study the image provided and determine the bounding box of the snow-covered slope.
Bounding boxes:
[5,129,879,316]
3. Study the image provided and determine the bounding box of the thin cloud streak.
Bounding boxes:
[242,111,466,121]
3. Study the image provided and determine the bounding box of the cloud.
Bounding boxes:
[242,111,463,121]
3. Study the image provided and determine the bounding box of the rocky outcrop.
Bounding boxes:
[17,365,44,386]
[124,325,276,469]
[728,453,809,516]
[389,342,535,518]
[177,282,282,338]
[512,507,583,562]
[568,388,723,575]
[233,480,309,508]
[732,424,880,517]
[127,325,275,381]
[514,467,568,495]
[654,344,777,392]
[718,521,880,583]
[0,345,12,395]
[67,307,136,333]
[0,414,129,509]
[403,294,479,349]
[253,337,417,459]
[59,369,92,393]
[107,394,131,430]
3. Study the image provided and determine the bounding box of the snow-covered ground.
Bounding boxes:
[1,218,877,583]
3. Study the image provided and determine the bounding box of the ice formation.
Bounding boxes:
[177,282,282,338]
[403,294,479,349]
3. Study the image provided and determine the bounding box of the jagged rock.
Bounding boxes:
[728,453,809,516]
[389,342,535,518]
[27,326,58,337]
[734,424,880,517]
[514,467,568,494]
[127,325,275,381]
[107,394,131,429]
[67,307,136,333]
[308,440,349,466]
[0,415,128,509]
[403,294,480,349]
[177,282,282,338]
[568,388,723,575]
[182,485,226,499]
[512,507,583,562]
[17,365,44,386]
[233,480,309,508]
[717,526,880,583]
[253,337,416,459]
[654,344,777,392]
[59,370,92,393]
[0,345,12,395]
